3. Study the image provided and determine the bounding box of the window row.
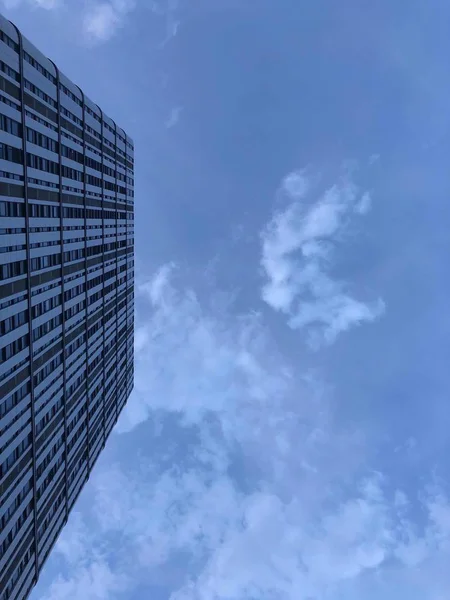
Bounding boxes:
[0,101,131,174]
[0,113,22,137]
[28,176,58,188]
[66,372,85,402]
[29,242,124,274]
[63,266,117,305]
[0,142,22,163]
[1,215,24,232]
[1,498,34,559]
[65,299,85,320]
[36,454,64,501]
[26,126,57,152]
[24,78,57,109]
[87,352,102,376]
[0,90,20,111]
[34,353,62,387]
[37,488,65,543]
[31,279,59,297]
[60,104,82,127]
[36,433,64,479]
[24,50,56,82]
[36,395,64,437]
[89,420,103,452]
[62,127,83,149]
[0,478,33,532]
[32,293,61,319]
[103,333,118,357]
[67,401,87,438]
[0,243,26,253]
[28,152,58,174]
[88,288,103,306]
[67,417,86,455]
[6,75,132,157]
[2,544,34,600]
[0,432,32,478]
[37,158,109,187]
[68,451,86,488]
[0,382,30,419]
[89,267,117,289]
[62,206,129,220]
[85,123,101,141]
[89,393,102,421]
[65,312,83,333]
[33,369,63,403]
[32,314,61,342]
[104,121,128,148]
[28,203,57,218]
[65,332,86,359]
[0,169,22,180]
[87,318,102,341]
[0,58,19,82]
[85,104,101,122]
[0,333,29,362]
[0,259,27,279]
[26,107,58,133]
[0,308,28,335]
[105,360,116,384]
[0,201,107,221]
[60,82,82,106]
[30,239,59,250]
[30,252,60,271]
[0,29,18,52]
[65,284,83,302]
[0,414,29,460]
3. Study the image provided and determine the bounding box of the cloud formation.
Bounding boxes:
[82,0,135,42]
[81,0,180,43]
[0,0,62,9]
[32,263,450,600]
[165,106,183,129]
[260,167,385,347]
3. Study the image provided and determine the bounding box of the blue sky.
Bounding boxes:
[3,0,450,598]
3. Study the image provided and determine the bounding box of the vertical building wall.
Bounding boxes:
[0,13,134,600]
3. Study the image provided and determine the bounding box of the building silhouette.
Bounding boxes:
[0,13,134,600]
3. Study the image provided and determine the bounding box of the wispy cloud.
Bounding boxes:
[158,0,180,46]
[124,263,297,432]
[33,263,450,600]
[81,0,180,44]
[32,0,61,7]
[165,106,183,129]
[260,166,385,347]
[1,0,62,9]
[82,0,135,43]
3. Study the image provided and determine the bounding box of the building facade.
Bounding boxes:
[0,13,134,600]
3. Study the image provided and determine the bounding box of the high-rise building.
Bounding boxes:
[0,13,134,600]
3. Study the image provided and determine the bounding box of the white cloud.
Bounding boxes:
[260,166,385,347]
[1,0,62,8]
[121,266,298,435]
[158,0,180,46]
[145,261,176,305]
[166,106,183,129]
[170,478,394,600]
[355,191,372,215]
[281,169,311,199]
[81,0,181,44]
[33,264,450,600]
[32,0,61,7]
[39,561,129,600]
[82,0,135,42]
